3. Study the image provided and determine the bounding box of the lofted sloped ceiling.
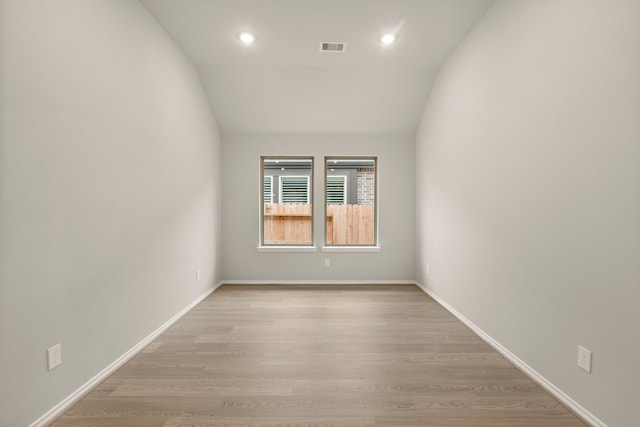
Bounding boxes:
[142,0,494,135]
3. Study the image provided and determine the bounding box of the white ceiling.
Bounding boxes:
[142,0,494,135]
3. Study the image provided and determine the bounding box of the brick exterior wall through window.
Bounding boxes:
[356,168,375,205]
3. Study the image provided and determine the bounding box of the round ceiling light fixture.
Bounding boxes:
[237,32,256,45]
[379,32,397,46]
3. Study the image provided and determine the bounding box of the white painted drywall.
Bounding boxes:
[416,1,640,425]
[0,1,222,425]
[222,134,415,281]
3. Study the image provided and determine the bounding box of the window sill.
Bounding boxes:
[257,246,318,253]
[321,246,381,253]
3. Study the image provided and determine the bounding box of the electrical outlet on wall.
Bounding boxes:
[577,345,592,373]
[324,258,331,267]
[196,269,201,281]
[48,343,62,371]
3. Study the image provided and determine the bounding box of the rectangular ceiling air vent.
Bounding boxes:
[320,42,346,53]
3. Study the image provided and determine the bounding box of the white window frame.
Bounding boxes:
[259,156,315,249]
[323,156,379,248]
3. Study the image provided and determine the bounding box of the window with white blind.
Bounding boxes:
[263,176,273,204]
[326,176,347,205]
[260,157,313,246]
[280,176,310,204]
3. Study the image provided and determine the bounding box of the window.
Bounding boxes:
[261,157,313,246]
[280,176,310,204]
[325,157,377,246]
[263,176,273,204]
[326,176,347,205]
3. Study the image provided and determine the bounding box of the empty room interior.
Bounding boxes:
[1,0,639,426]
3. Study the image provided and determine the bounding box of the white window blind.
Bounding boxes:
[263,176,273,203]
[326,176,346,205]
[280,176,310,204]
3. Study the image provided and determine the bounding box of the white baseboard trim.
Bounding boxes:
[29,281,224,427]
[414,281,606,427]
[222,280,417,285]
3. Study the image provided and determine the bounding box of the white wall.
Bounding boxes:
[222,134,415,282]
[416,1,640,425]
[0,1,222,425]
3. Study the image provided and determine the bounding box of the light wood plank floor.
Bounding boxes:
[50,284,586,426]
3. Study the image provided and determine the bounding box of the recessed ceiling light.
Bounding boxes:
[379,32,397,46]
[238,32,256,45]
